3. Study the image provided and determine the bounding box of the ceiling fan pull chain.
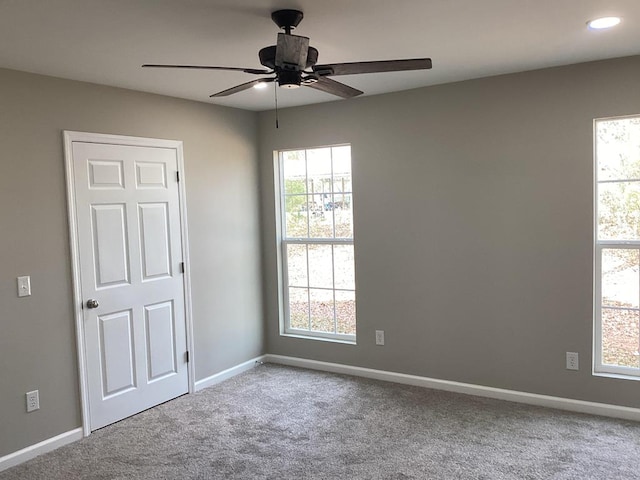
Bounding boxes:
[274,81,279,129]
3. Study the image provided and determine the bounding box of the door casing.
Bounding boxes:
[63,131,195,436]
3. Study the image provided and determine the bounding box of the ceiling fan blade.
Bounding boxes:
[210,78,276,98]
[142,64,271,75]
[275,33,309,70]
[304,77,363,99]
[313,58,432,76]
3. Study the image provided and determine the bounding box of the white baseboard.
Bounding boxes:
[0,428,83,472]
[195,355,266,392]
[4,354,635,473]
[264,354,640,422]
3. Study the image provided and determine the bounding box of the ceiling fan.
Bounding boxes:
[142,9,433,99]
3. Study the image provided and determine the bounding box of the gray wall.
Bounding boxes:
[258,56,640,408]
[3,54,640,460]
[0,68,263,456]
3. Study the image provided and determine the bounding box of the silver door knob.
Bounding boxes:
[86,299,100,309]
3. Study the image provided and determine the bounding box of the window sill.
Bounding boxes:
[593,371,640,382]
[280,332,356,345]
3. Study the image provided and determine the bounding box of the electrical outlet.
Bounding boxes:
[375,330,385,346]
[26,390,40,412]
[566,352,579,371]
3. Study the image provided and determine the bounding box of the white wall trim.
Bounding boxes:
[63,131,92,437]
[195,355,266,391]
[0,428,83,473]
[174,140,197,396]
[264,354,640,422]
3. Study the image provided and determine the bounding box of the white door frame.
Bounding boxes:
[63,131,195,437]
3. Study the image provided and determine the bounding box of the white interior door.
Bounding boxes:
[69,138,189,430]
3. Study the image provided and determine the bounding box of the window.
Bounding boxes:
[595,115,640,377]
[276,145,356,342]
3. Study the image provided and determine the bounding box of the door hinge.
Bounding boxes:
[176,171,180,182]
[180,262,185,273]
[185,351,190,363]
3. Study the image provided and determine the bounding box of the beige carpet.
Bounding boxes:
[2,364,640,479]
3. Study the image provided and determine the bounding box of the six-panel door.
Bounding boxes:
[72,141,188,430]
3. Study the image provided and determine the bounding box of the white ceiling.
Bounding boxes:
[0,0,639,111]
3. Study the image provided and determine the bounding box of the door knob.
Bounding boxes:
[86,299,100,309]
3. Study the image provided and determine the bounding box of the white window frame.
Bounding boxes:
[275,145,356,343]
[594,114,640,379]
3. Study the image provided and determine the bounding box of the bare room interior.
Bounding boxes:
[2,1,640,478]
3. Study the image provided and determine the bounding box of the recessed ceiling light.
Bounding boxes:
[587,16,622,30]
[253,82,268,90]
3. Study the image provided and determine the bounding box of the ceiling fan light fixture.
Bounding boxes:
[277,70,302,89]
[253,81,268,90]
[587,16,621,30]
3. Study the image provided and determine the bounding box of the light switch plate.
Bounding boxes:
[17,276,31,297]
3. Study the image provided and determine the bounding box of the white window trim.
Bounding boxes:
[274,145,356,343]
[594,243,640,378]
[593,114,640,379]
